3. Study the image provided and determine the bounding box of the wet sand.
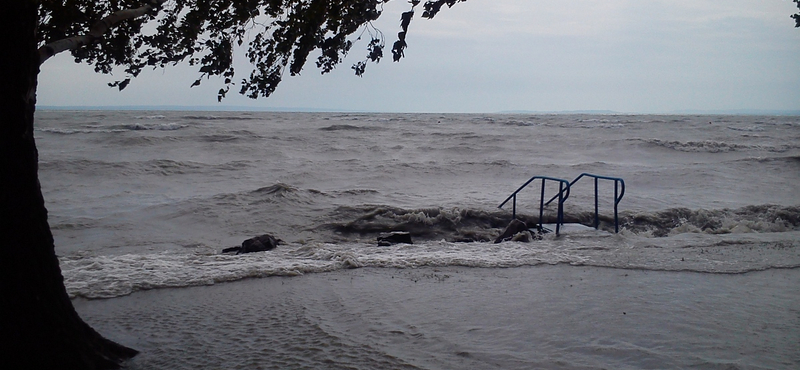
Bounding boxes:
[74,265,800,369]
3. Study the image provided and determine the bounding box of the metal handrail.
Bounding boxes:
[498,176,571,235]
[545,173,625,233]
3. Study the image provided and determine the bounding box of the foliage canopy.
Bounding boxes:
[793,0,800,27]
[37,0,466,102]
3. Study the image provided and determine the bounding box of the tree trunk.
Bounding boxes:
[0,2,138,369]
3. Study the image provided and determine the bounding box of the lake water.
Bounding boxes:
[36,110,800,368]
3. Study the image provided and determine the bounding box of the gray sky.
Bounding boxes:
[37,0,800,113]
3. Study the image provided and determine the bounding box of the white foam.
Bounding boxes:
[60,240,586,299]
[61,230,800,299]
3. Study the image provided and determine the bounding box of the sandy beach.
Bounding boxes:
[73,264,800,369]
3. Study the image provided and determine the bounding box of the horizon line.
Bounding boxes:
[36,105,800,116]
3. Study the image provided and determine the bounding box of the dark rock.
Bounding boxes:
[377,231,413,246]
[223,234,281,254]
[494,219,528,243]
[241,234,280,253]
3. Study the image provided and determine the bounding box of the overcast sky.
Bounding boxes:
[37,0,800,113]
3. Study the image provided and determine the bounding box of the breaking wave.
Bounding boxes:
[315,204,800,242]
[620,205,800,237]
[322,206,511,243]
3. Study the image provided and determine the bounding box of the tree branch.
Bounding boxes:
[38,0,166,66]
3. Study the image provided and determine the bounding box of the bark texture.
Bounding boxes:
[0,2,137,369]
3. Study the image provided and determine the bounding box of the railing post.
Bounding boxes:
[594,177,599,230]
[512,194,516,219]
[539,179,546,231]
[614,180,619,233]
[556,181,563,235]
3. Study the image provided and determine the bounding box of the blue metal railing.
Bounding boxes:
[545,173,625,233]
[498,176,571,235]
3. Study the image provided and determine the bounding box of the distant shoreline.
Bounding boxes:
[36,105,800,116]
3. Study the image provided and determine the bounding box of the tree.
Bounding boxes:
[1,0,463,369]
[793,0,800,27]
[2,1,797,368]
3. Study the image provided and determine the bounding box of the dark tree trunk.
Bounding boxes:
[0,2,137,369]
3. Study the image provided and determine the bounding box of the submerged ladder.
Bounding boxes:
[498,173,625,235]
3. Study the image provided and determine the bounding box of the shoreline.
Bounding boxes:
[69,262,800,302]
[74,264,800,369]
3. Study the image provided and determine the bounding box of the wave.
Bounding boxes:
[62,241,577,299]
[38,127,129,135]
[326,113,373,120]
[317,204,800,242]
[115,122,188,131]
[250,183,328,202]
[727,155,800,167]
[156,180,800,245]
[467,116,547,127]
[453,159,517,168]
[38,122,188,134]
[133,114,167,120]
[322,206,510,243]
[634,138,795,153]
[333,189,380,196]
[179,115,258,121]
[727,125,766,132]
[56,197,800,300]
[620,205,800,237]
[97,135,181,146]
[60,230,800,300]
[39,159,250,177]
[572,123,626,129]
[198,134,241,142]
[210,183,330,207]
[319,124,383,132]
[498,119,540,127]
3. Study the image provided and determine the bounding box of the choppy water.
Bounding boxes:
[35,111,800,298]
[34,110,800,368]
